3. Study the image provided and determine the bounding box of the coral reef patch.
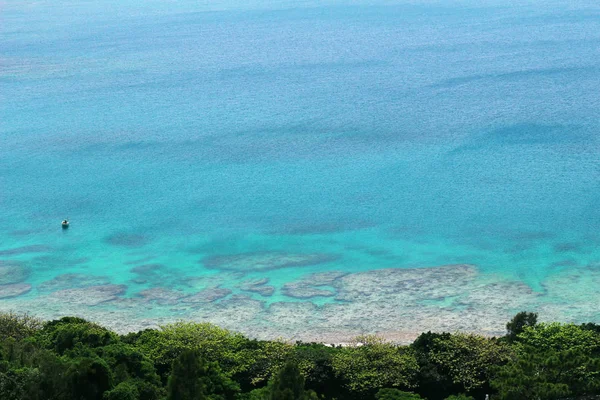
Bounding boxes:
[48,285,127,306]
[181,272,244,291]
[334,264,477,302]
[5,262,600,344]
[138,288,186,305]
[182,288,232,303]
[282,282,335,299]
[280,271,344,299]
[237,278,275,296]
[302,271,347,285]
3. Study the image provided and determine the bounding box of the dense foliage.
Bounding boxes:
[1,311,600,399]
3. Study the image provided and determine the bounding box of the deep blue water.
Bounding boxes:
[1,0,600,333]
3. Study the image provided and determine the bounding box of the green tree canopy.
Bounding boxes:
[411,332,460,400]
[444,395,475,400]
[375,388,423,399]
[267,362,318,400]
[103,379,163,400]
[104,380,138,400]
[293,343,343,399]
[516,323,600,355]
[36,317,117,355]
[0,312,43,341]
[167,349,239,400]
[66,357,113,400]
[418,332,511,392]
[492,347,570,400]
[505,312,537,342]
[128,323,255,382]
[97,342,161,385]
[245,340,295,387]
[331,335,419,397]
[0,339,69,400]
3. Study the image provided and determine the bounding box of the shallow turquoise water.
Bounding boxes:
[1,0,600,333]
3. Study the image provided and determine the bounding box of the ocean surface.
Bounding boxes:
[1,0,600,340]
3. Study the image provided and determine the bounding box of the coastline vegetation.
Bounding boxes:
[1,311,599,400]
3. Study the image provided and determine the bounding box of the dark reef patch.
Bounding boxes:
[0,245,51,256]
[29,256,90,270]
[449,124,585,156]
[9,229,41,237]
[273,220,375,235]
[125,256,156,265]
[131,264,164,274]
[203,252,339,272]
[105,233,150,248]
[0,261,30,285]
[0,283,32,299]
[129,263,185,287]
[551,259,579,267]
[38,274,111,292]
[553,242,581,253]
[509,230,556,241]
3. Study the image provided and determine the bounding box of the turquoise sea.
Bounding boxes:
[1,0,600,340]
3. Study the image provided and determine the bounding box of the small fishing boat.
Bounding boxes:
[62,219,69,229]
